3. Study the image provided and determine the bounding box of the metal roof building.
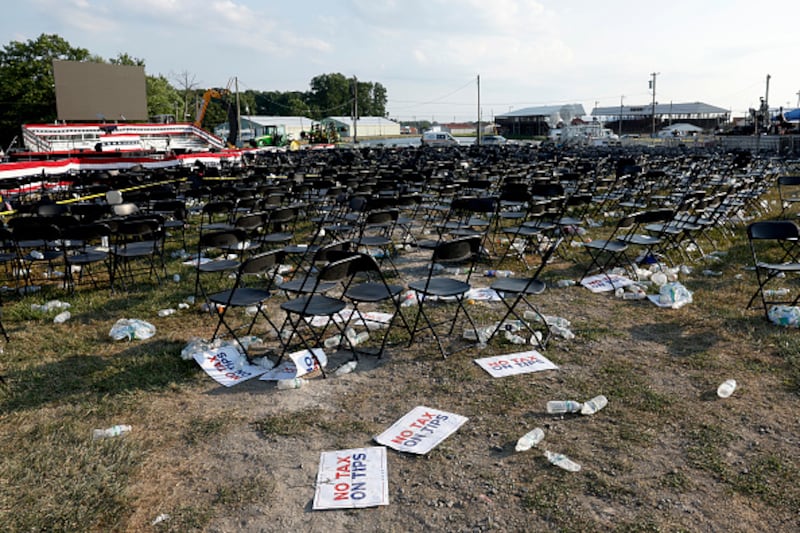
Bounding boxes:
[321,116,401,138]
[591,102,729,134]
[495,104,587,137]
[215,115,317,143]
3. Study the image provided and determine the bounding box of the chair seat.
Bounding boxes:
[198,259,240,273]
[408,277,470,297]
[68,250,108,265]
[279,277,338,294]
[621,234,660,246]
[281,295,347,317]
[345,281,404,303]
[583,239,628,253]
[357,236,391,247]
[490,277,546,295]
[756,261,800,273]
[283,244,319,255]
[260,232,293,243]
[209,287,270,307]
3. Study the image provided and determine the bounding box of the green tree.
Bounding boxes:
[0,33,91,148]
[307,73,354,120]
[146,74,182,119]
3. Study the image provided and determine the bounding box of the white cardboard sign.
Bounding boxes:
[312,447,389,510]
[474,351,559,378]
[580,273,634,293]
[374,406,468,455]
[193,344,268,387]
[259,348,328,381]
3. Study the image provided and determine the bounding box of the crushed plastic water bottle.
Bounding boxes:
[763,288,790,297]
[580,395,608,415]
[556,279,576,288]
[484,270,514,278]
[276,377,306,390]
[92,424,132,440]
[157,308,176,317]
[504,330,527,345]
[717,379,737,398]
[546,400,582,414]
[53,311,71,324]
[333,360,358,377]
[515,427,545,452]
[544,450,581,472]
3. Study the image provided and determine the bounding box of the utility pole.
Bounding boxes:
[476,74,481,145]
[353,76,358,144]
[235,76,242,147]
[649,72,659,137]
[619,95,624,137]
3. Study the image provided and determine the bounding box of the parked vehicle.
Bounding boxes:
[481,135,507,145]
[420,131,459,146]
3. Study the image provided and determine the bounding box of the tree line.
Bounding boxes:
[0,34,388,150]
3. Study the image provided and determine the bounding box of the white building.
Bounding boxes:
[321,116,401,138]
[215,115,317,143]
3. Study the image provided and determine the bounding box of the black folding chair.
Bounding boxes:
[406,235,482,358]
[277,255,362,377]
[746,220,800,320]
[207,249,286,358]
[488,237,563,350]
[332,251,412,358]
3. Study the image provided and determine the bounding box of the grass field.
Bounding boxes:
[1,175,799,532]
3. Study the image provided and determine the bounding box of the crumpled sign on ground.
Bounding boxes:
[193,343,269,387]
[259,348,328,381]
[580,273,635,293]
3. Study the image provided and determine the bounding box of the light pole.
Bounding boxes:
[619,96,624,137]
[649,72,659,137]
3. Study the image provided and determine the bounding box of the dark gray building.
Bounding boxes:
[592,101,729,135]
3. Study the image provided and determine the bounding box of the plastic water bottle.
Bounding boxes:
[546,400,582,414]
[763,288,789,297]
[323,335,342,349]
[92,424,132,440]
[333,360,357,377]
[580,395,608,415]
[717,379,737,398]
[351,331,369,346]
[276,377,306,390]
[484,269,514,278]
[544,450,581,472]
[157,308,176,317]
[515,427,545,452]
[504,330,527,345]
[53,311,71,324]
[556,279,576,288]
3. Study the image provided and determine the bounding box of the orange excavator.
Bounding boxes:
[193,88,230,129]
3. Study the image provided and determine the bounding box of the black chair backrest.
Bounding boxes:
[748,220,800,241]
[432,236,481,264]
[200,229,248,249]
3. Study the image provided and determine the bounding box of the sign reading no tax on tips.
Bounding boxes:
[374,406,468,454]
[313,447,389,510]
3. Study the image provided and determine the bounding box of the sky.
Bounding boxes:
[2,0,799,122]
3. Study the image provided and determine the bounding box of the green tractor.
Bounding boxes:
[253,125,287,147]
